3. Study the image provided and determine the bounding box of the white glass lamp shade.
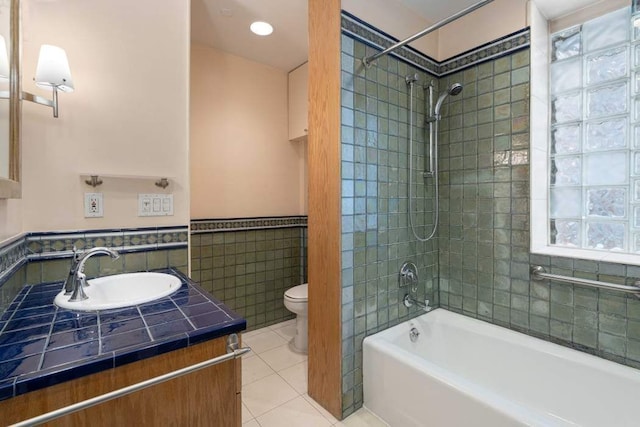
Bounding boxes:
[0,35,9,82]
[35,45,74,92]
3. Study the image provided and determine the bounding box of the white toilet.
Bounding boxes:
[283,283,308,354]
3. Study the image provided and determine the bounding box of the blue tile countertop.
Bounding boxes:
[0,268,246,401]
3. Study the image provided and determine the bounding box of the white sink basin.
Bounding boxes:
[54,272,182,311]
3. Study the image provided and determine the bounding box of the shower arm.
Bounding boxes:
[362,0,494,67]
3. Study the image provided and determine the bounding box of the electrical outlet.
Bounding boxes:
[138,194,173,217]
[84,193,104,218]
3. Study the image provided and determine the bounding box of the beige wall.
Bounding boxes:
[438,0,528,60]
[0,199,21,242]
[17,0,189,232]
[190,44,305,219]
[342,0,439,58]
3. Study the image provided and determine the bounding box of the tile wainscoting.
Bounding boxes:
[190,217,308,331]
[0,227,189,314]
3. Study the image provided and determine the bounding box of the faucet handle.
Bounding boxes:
[68,272,89,302]
[71,245,81,261]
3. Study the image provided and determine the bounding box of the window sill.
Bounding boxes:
[531,244,640,267]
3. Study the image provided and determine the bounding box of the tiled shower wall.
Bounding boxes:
[339,35,440,416]
[339,11,640,418]
[437,48,640,369]
[190,220,307,330]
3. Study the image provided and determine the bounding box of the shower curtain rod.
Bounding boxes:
[362,0,494,67]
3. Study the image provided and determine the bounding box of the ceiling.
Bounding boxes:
[190,0,608,72]
[191,0,308,71]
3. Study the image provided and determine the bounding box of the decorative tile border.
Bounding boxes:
[0,237,28,285]
[0,226,189,279]
[341,11,440,75]
[341,10,530,77]
[190,216,307,234]
[26,226,188,261]
[438,29,531,75]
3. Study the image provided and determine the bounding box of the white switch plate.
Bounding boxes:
[138,193,173,217]
[84,193,104,218]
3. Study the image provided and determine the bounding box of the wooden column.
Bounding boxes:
[307,0,343,420]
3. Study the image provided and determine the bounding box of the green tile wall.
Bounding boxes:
[437,48,640,369]
[339,29,640,418]
[190,227,307,330]
[340,34,440,418]
[25,248,188,285]
[0,266,25,313]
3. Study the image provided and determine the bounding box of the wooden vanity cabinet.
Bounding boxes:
[0,335,241,426]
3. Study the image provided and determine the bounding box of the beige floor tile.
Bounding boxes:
[243,354,276,386]
[242,373,299,418]
[242,326,270,340]
[243,330,288,354]
[278,360,307,394]
[256,396,332,427]
[337,408,389,427]
[260,343,308,372]
[269,319,295,330]
[242,402,254,423]
[302,394,339,425]
[273,321,297,342]
[242,419,260,427]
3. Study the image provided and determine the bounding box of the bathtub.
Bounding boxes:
[363,309,640,427]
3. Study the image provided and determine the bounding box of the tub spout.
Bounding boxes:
[404,294,432,312]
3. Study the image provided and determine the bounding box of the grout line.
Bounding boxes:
[252,393,302,425]
[242,400,257,424]
[36,306,58,371]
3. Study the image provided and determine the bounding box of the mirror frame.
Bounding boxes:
[0,0,21,199]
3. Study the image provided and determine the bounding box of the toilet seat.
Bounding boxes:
[284,283,308,301]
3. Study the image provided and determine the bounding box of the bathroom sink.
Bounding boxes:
[54,272,182,311]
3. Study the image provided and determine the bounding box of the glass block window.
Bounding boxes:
[549,7,637,252]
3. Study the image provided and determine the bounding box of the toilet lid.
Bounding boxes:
[285,283,308,300]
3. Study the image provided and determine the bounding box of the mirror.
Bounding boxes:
[0,0,20,199]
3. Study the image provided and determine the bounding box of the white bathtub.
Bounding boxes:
[363,308,640,427]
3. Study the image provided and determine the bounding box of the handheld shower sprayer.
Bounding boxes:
[407,81,463,242]
[433,83,463,120]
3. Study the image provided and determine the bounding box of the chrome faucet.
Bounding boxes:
[68,247,120,302]
[403,294,433,312]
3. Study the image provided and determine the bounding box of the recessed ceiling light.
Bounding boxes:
[250,21,273,36]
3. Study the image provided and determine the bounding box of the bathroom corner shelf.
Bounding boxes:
[80,173,173,189]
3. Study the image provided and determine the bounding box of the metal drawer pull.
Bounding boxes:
[11,335,250,427]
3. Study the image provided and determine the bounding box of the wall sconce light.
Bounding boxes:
[0,43,73,118]
[24,44,74,118]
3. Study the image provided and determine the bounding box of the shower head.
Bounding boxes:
[434,83,463,117]
[448,83,463,96]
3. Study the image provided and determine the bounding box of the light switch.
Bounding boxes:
[138,194,173,217]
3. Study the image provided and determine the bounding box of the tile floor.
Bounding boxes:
[241,320,388,427]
